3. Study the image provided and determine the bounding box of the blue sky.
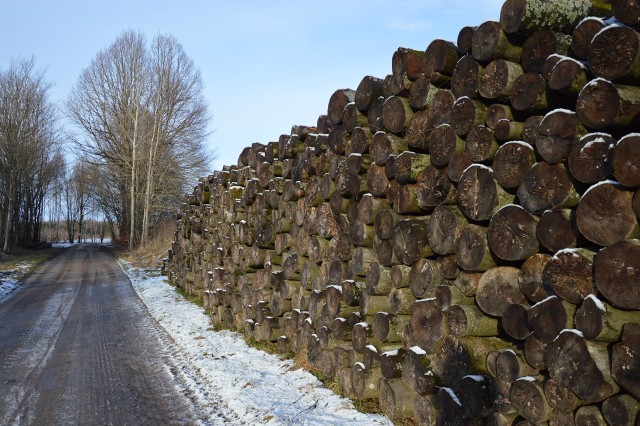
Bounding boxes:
[0,0,503,171]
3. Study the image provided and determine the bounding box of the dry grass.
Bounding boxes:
[121,221,175,268]
[0,246,66,273]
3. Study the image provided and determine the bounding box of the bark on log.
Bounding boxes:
[479,59,524,100]
[465,125,500,162]
[393,47,430,82]
[457,164,515,221]
[576,78,640,129]
[392,219,432,266]
[373,312,410,342]
[416,165,456,210]
[536,209,579,252]
[494,118,525,141]
[547,330,619,403]
[455,224,497,272]
[477,266,526,316]
[370,131,408,166]
[500,0,601,35]
[430,124,465,167]
[576,182,639,246]
[402,346,437,395]
[328,89,356,125]
[448,304,500,337]
[393,151,431,184]
[492,141,535,189]
[510,72,551,111]
[537,109,587,164]
[511,376,552,423]
[548,57,591,96]
[406,110,433,152]
[594,239,640,310]
[568,132,615,184]
[409,258,445,299]
[589,25,640,84]
[355,76,385,112]
[602,393,640,426]
[436,284,474,311]
[517,162,579,214]
[427,205,469,256]
[488,204,540,261]
[522,30,571,74]
[450,96,487,137]
[575,294,640,342]
[383,96,414,134]
[472,21,523,63]
[527,295,575,343]
[572,17,606,60]
[451,55,484,99]
[426,39,460,75]
[409,74,440,111]
[612,322,640,401]
[543,248,595,304]
[613,133,640,187]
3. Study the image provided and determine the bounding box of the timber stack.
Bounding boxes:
[166,0,640,424]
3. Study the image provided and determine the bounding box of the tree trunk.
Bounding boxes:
[602,393,640,426]
[409,74,440,110]
[594,239,640,310]
[448,304,500,337]
[494,118,525,141]
[472,20,522,63]
[402,345,438,395]
[416,165,456,210]
[544,378,583,413]
[379,377,416,420]
[428,89,456,128]
[349,126,372,155]
[367,96,385,133]
[575,294,640,342]
[366,164,390,198]
[500,0,600,35]
[408,298,445,355]
[370,131,407,166]
[430,124,465,167]
[543,248,595,304]
[511,376,552,423]
[502,303,531,340]
[612,322,640,401]
[548,57,591,96]
[426,39,460,75]
[576,182,639,246]
[523,30,571,73]
[393,151,431,184]
[373,312,410,342]
[488,204,539,261]
[343,103,368,133]
[510,72,551,111]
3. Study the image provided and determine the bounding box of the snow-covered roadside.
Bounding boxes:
[0,262,34,303]
[121,262,392,426]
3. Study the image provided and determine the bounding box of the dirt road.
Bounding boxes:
[0,244,211,425]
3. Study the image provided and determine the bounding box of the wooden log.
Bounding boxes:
[450,96,487,138]
[472,20,523,63]
[500,0,602,35]
[389,287,415,316]
[547,329,619,403]
[527,295,575,343]
[611,0,640,27]
[427,205,468,256]
[367,96,385,133]
[379,378,416,420]
[576,78,640,129]
[589,25,640,84]
[521,115,543,146]
[459,374,493,419]
[457,164,515,221]
[453,271,482,297]
[380,347,407,379]
[426,39,460,75]
[409,258,445,299]
[635,189,640,220]
[517,162,579,214]
[567,132,615,184]
[402,346,437,395]
[448,304,500,337]
[479,59,524,100]
[575,294,640,342]
[436,284,474,310]
[544,378,583,413]
[430,124,465,167]
[502,303,531,340]
[494,118,524,141]
[413,394,437,426]
[393,47,430,82]
[524,332,547,371]
[435,387,465,425]
[522,29,571,73]
[537,109,587,164]
[393,151,431,184]
[366,164,390,198]
[612,322,640,401]
[343,102,368,133]
[328,126,350,156]
[352,363,382,399]
[370,130,407,166]
[428,89,456,127]
[373,312,410,343]
[383,96,414,134]
[447,151,473,183]
[466,125,500,162]
[511,376,552,423]
[365,262,392,296]
[457,26,476,55]
[455,224,497,272]
[571,17,606,60]
[543,248,596,304]
[492,141,535,189]
[576,181,640,246]
[349,126,372,156]
[391,219,432,266]
[574,406,606,425]
[536,209,579,252]
[391,182,423,215]
[374,208,400,241]
[602,393,640,426]
[477,266,526,316]
[548,56,591,96]
[485,103,514,129]
[408,74,440,111]
[451,56,484,99]
[416,165,456,210]
[385,71,412,98]
[487,204,539,261]
[328,89,355,125]
[355,76,384,112]
[495,348,538,384]
[613,133,640,187]
[594,239,640,310]
[405,110,432,152]
[408,298,445,354]
[510,72,552,111]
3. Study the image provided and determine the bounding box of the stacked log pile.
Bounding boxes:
[166,0,640,424]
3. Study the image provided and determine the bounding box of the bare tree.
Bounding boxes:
[66,30,212,249]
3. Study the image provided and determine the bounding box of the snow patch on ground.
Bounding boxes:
[0,262,33,304]
[121,262,391,426]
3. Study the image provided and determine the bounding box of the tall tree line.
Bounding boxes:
[0,57,64,253]
[67,30,212,249]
